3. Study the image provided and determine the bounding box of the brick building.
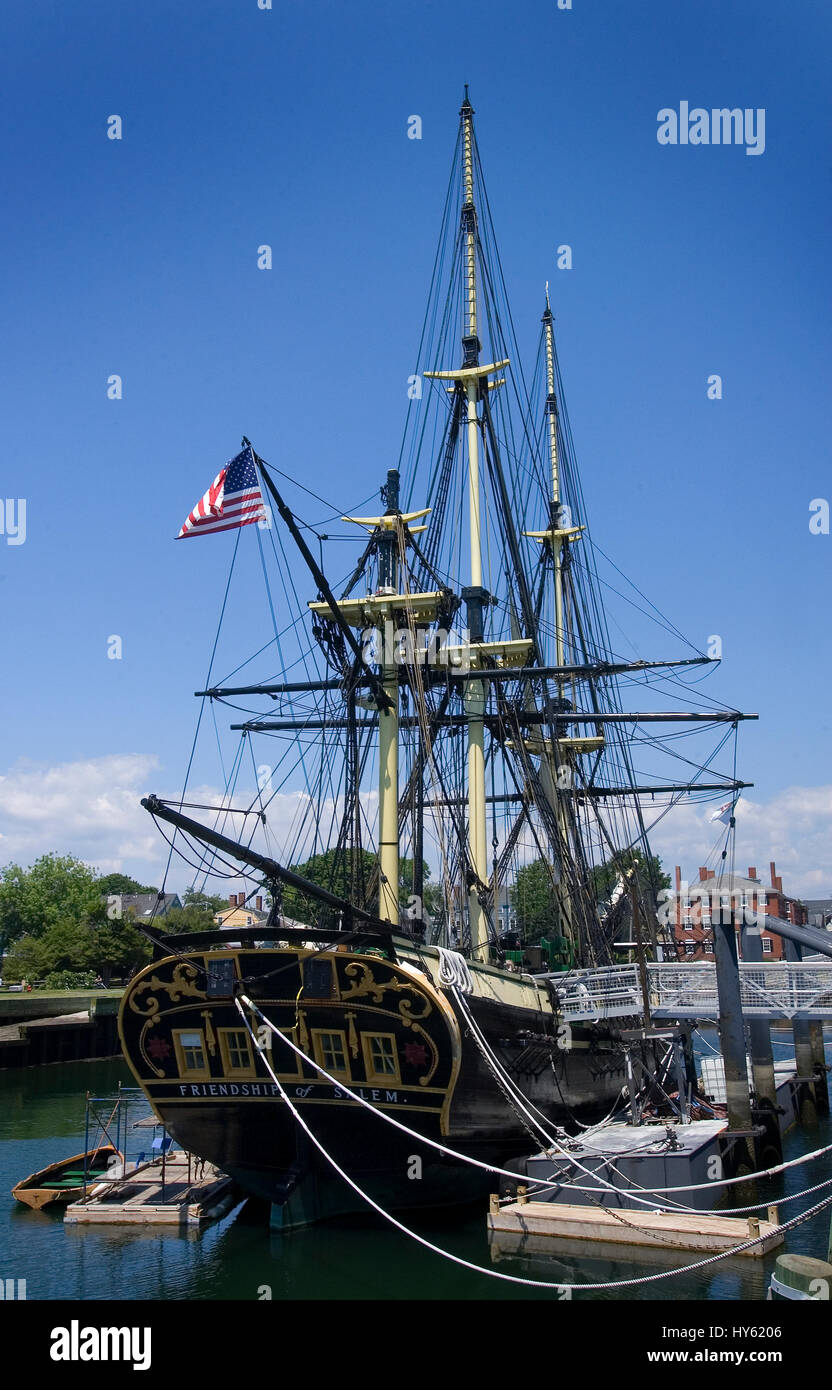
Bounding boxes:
[671,861,808,961]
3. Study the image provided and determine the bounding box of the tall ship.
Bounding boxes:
[118,92,751,1227]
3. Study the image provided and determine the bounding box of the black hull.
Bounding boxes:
[118,943,641,1226]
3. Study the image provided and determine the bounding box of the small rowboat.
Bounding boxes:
[12,1145,121,1210]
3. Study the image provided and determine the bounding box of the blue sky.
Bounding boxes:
[1,0,830,895]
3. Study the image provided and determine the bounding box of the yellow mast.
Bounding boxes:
[311,484,440,930]
[424,91,529,960]
[543,289,565,693]
[542,293,572,942]
[460,91,489,963]
[377,647,400,927]
[523,294,601,945]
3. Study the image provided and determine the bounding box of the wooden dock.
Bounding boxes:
[64,1154,237,1227]
[489,1197,783,1257]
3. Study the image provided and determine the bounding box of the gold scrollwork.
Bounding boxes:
[408,1021,439,1087]
[342,961,432,1022]
[398,993,431,1023]
[129,963,206,1019]
[341,962,384,1003]
[138,1018,166,1079]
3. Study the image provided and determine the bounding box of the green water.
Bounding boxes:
[1,1043,830,1302]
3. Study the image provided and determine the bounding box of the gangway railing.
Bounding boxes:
[647,961,832,1021]
[544,961,832,1023]
[545,965,643,1023]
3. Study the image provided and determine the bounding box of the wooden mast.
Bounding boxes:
[425,88,515,962]
[460,90,489,963]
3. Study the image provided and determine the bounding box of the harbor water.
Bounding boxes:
[1,1036,830,1302]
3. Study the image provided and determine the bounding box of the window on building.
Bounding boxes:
[312,1030,350,1079]
[683,915,693,929]
[762,938,773,955]
[684,942,695,956]
[361,1032,401,1084]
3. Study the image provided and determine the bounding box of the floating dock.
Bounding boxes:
[64,1154,237,1227]
[516,1118,733,1213]
[489,1197,783,1257]
[489,1116,790,1257]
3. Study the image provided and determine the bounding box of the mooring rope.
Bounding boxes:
[233,995,832,1293]
[235,993,832,1208]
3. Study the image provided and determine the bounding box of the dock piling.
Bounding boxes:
[712,906,755,1166]
[808,1022,829,1115]
[783,937,818,1125]
[741,921,782,1161]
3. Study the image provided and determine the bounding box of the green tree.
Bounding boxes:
[96,873,158,897]
[182,889,227,912]
[510,859,560,943]
[0,854,103,949]
[1,934,50,982]
[590,848,670,906]
[3,917,151,984]
[85,919,152,982]
[278,850,441,928]
[162,904,225,934]
[281,849,377,925]
[398,859,443,930]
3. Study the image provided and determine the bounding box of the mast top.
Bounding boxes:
[460,84,474,116]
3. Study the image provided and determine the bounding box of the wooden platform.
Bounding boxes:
[64,1154,237,1227]
[489,1199,783,1257]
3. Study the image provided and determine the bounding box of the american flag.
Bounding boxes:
[177,445,268,539]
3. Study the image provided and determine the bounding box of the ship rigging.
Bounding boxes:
[118,92,757,1227]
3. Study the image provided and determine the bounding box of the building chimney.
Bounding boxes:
[256,896,263,911]
[769,861,777,888]
[228,894,236,907]
[699,867,709,882]
[748,867,757,881]
[237,892,246,907]
[675,865,682,890]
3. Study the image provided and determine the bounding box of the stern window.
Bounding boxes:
[312,1030,349,1078]
[362,1032,400,1084]
[173,1029,210,1079]
[219,1028,256,1076]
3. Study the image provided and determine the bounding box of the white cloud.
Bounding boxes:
[2,755,830,904]
[0,757,366,894]
[0,755,164,874]
[645,787,832,898]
